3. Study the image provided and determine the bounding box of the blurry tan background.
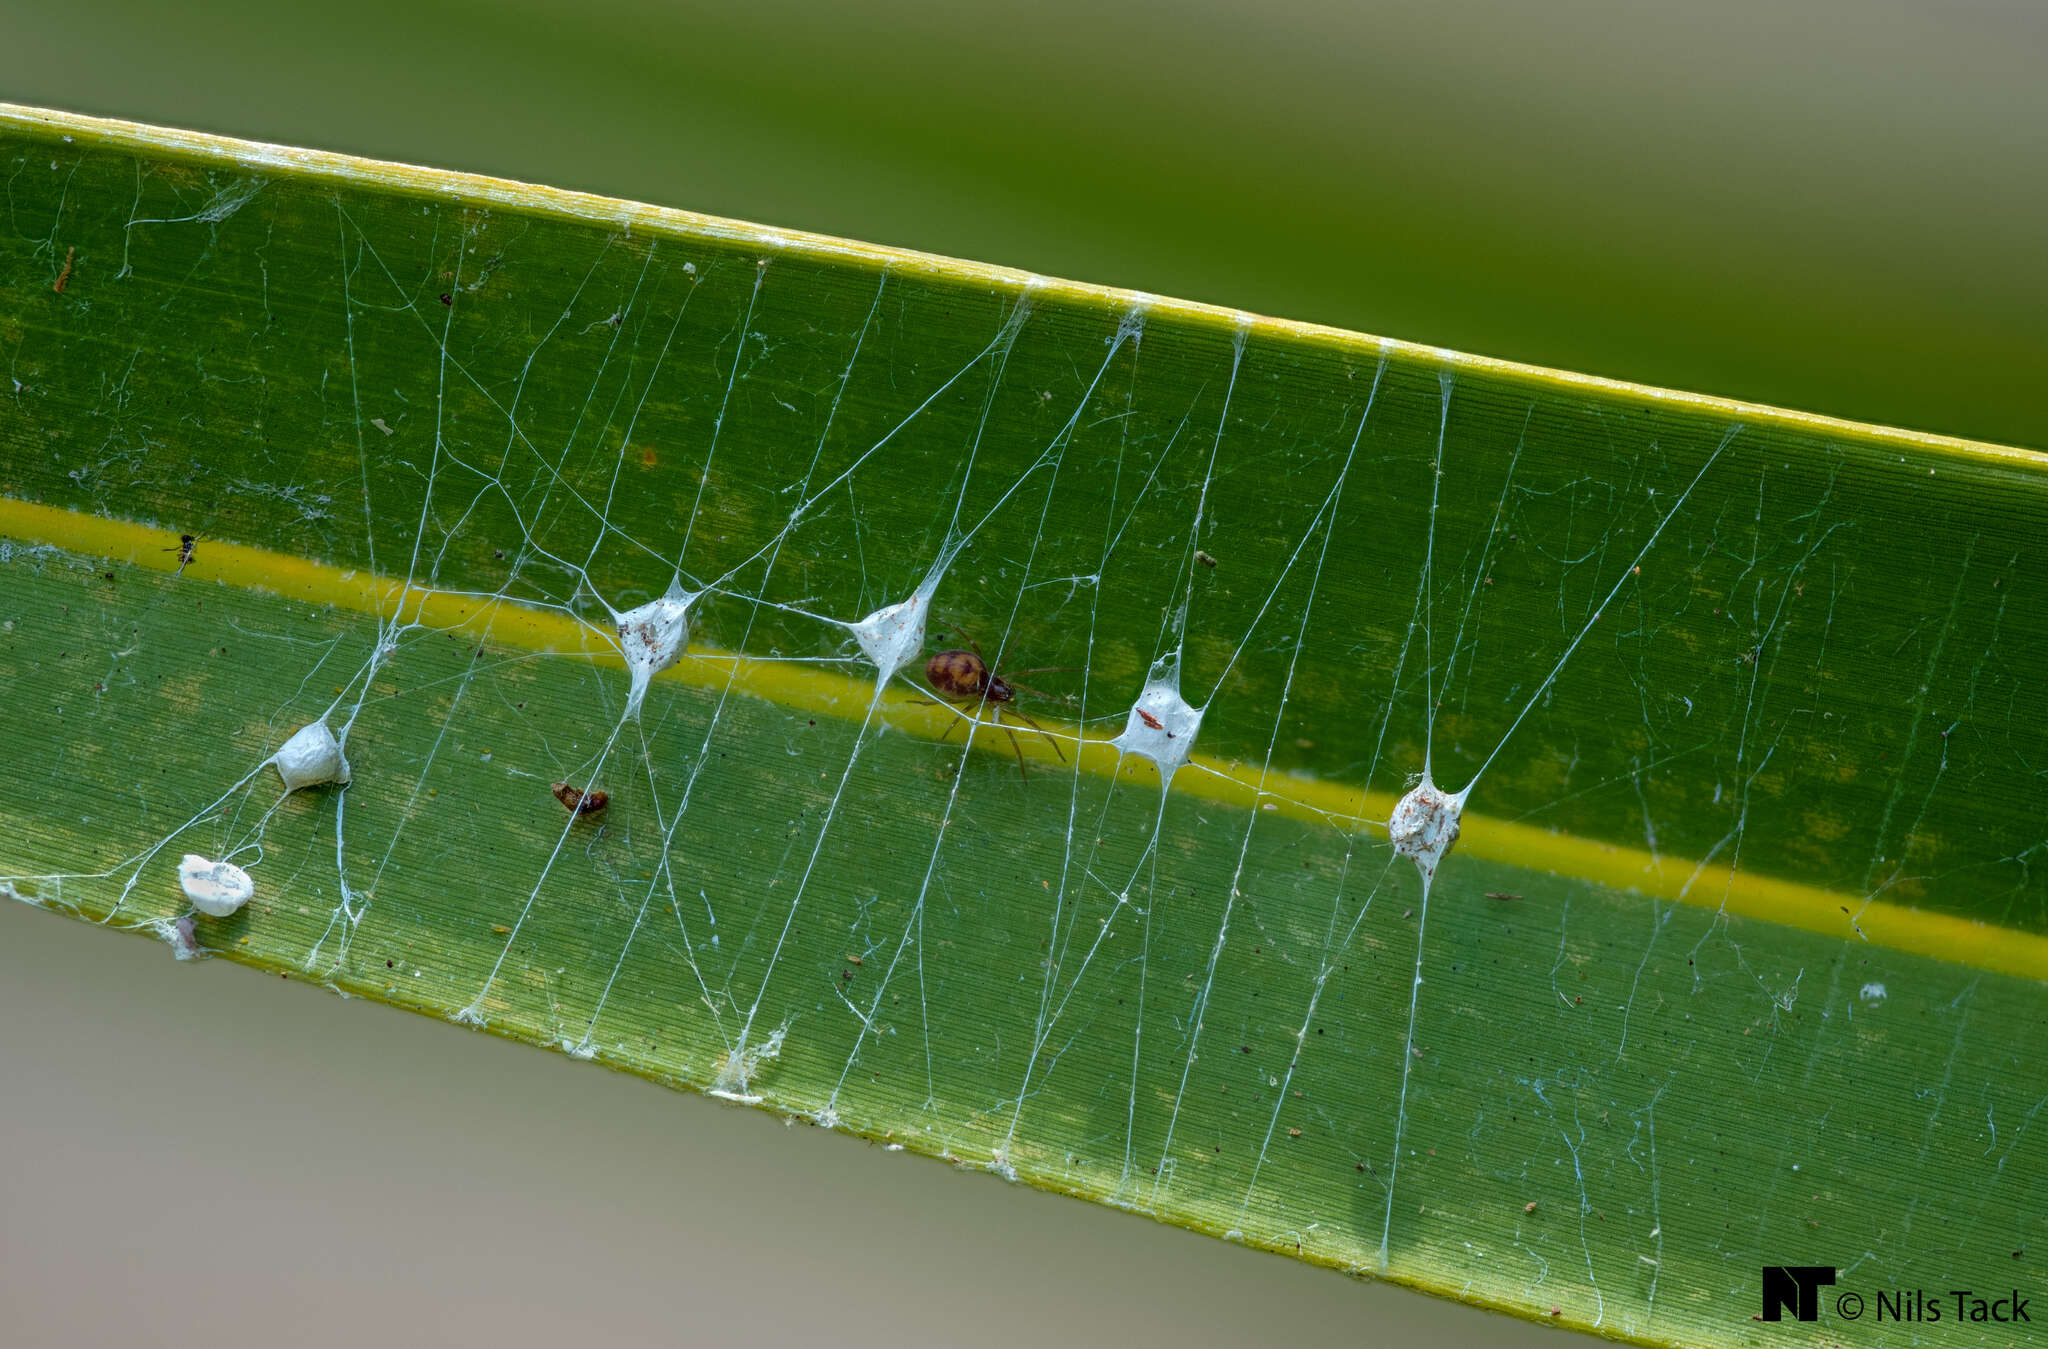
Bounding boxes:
[2,902,1555,1346]
[2,2,2040,1344]
[1,0,2042,447]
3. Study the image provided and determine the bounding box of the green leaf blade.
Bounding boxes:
[3,104,2043,1345]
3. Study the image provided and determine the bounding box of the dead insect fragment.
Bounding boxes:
[52,245,75,294]
[1136,707,1164,731]
[552,781,609,816]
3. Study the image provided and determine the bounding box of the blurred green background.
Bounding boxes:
[1,0,2041,447]
[1,5,2038,1346]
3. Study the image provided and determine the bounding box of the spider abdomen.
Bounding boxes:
[925,648,1011,702]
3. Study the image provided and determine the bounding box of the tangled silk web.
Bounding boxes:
[11,176,2036,1333]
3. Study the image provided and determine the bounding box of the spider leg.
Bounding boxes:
[906,695,973,729]
[904,694,957,737]
[1005,707,1066,763]
[999,721,1029,779]
[931,619,987,665]
[1001,679,1075,704]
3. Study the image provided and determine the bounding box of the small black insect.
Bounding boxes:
[166,534,198,574]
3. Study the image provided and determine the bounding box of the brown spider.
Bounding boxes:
[920,630,1067,777]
